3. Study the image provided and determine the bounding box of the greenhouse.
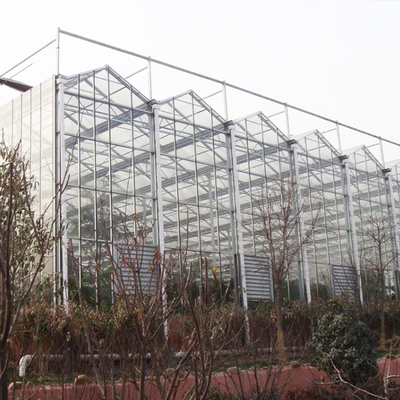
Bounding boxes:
[0,30,399,307]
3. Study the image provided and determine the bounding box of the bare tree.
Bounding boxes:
[258,180,318,362]
[361,212,397,349]
[66,210,244,400]
[0,142,59,400]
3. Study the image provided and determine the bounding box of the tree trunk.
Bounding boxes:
[379,276,386,350]
[379,283,386,350]
[380,309,386,350]
[0,345,8,400]
[0,264,11,400]
[140,343,147,400]
[275,284,285,363]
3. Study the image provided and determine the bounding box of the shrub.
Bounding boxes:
[308,298,378,385]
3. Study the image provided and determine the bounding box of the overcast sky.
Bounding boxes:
[1,0,400,163]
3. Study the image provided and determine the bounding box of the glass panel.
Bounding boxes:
[66,187,79,238]
[81,189,96,239]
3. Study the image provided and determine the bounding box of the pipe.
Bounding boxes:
[19,347,304,377]
[19,355,33,377]
[19,354,122,377]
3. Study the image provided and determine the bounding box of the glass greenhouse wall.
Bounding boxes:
[1,32,400,307]
[0,77,56,282]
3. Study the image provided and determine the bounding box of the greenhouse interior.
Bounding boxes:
[0,30,400,307]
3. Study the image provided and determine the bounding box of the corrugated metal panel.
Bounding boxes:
[114,244,159,295]
[331,264,356,296]
[244,255,274,301]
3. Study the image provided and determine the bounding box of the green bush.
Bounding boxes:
[308,298,378,385]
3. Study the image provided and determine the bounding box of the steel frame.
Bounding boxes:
[1,30,400,305]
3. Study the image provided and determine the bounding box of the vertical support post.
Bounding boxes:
[285,104,291,139]
[291,142,312,303]
[342,157,363,304]
[380,137,385,168]
[56,76,69,306]
[226,122,250,343]
[336,122,342,155]
[384,170,400,298]
[93,70,101,308]
[55,27,60,76]
[149,100,158,244]
[226,131,238,299]
[222,82,228,121]
[148,57,153,100]
[294,221,305,301]
[208,175,216,255]
[152,102,168,339]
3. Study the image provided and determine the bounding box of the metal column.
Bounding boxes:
[290,142,312,304]
[151,102,168,339]
[152,103,165,256]
[56,76,69,306]
[384,169,400,298]
[226,122,250,343]
[342,156,363,304]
